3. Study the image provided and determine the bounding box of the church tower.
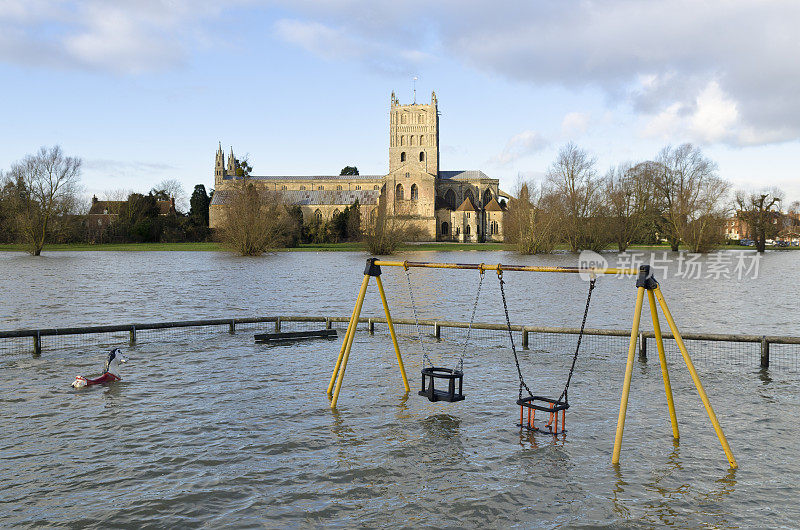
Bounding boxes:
[214,143,225,187]
[388,90,439,176]
[226,147,240,177]
[386,91,439,236]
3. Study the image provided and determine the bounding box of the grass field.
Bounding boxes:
[0,241,792,253]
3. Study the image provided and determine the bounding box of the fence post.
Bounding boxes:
[275,317,281,332]
[638,333,647,361]
[368,318,375,334]
[522,328,529,349]
[325,318,332,330]
[33,331,41,356]
[761,336,770,368]
[229,320,235,334]
[434,322,441,339]
[130,325,136,345]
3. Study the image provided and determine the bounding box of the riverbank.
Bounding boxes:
[0,241,791,252]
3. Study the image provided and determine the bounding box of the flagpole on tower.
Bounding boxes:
[413,76,418,104]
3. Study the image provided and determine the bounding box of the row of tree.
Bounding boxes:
[0,146,220,254]
[216,180,366,255]
[506,142,798,254]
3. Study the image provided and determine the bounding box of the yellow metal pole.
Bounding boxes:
[331,274,371,408]
[326,275,370,396]
[648,289,679,440]
[375,275,410,392]
[612,286,646,465]
[653,286,737,469]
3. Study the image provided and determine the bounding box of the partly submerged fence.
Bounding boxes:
[1,315,799,372]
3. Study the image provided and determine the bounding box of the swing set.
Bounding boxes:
[327,258,737,469]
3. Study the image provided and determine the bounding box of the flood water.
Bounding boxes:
[1,249,799,527]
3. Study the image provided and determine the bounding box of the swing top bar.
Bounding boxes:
[371,260,638,276]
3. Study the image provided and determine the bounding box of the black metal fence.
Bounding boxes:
[1,315,798,372]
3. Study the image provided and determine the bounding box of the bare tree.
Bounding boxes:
[654,144,729,252]
[102,188,133,202]
[152,178,188,212]
[505,179,562,254]
[546,143,607,252]
[604,163,641,252]
[736,188,783,252]
[363,196,422,254]
[217,181,298,256]
[9,146,82,255]
[626,161,667,245]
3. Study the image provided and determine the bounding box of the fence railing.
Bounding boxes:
[1,315,798,370]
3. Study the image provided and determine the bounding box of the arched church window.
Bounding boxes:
[300,186,306,190]
[441,221,449,236]
[483,188,493,205]
[411,184,418,201]
[281,185,287,190]
[419,151,425,162]
[464,189,474,205]
[337,185,343,190]
[410,136,416,146]
[374,185,380,190]
[445,189,456,209]
[318,185,324,190]
[355,185,361,190]
[420,135,424,145]
[396,183,404,200]
[491,220,499,235]
[465,225,471,236]
[315,209,322,220]
[401,152,406,162]
[401,136,406,146]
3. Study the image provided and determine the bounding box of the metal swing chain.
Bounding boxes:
[498,269,534,400]
[456,267,485,374]
[557,276,597,405]
[404,264,433,368]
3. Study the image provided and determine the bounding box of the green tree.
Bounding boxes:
[331,200,361,241]
[116,193,161,242]
[189,184,211,227]
[340,166,359,176]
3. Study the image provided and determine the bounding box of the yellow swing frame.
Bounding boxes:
[327,258,737,469]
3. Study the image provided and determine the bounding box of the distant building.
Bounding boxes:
[210,91,507,241]
[87,195,176,231]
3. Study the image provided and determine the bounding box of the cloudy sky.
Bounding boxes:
[1,0,798,204]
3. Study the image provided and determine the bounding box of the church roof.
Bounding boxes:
[439,170,491,181]
[455,197,477,211]
[484,198,504,211]
[225,174,383,181]
[211,189,379,206]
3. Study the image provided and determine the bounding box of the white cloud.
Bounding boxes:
[269,0,800,147]
[489,130,548,166]
[273,18,428,75]
[0,0,232,74]
[561,112,590,137]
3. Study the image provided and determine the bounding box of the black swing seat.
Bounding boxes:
[517,395,569,412]
[419,367,465,402]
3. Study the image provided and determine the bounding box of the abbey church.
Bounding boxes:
[209,92,506,242]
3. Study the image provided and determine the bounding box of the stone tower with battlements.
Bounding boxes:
[386,91,439,228]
